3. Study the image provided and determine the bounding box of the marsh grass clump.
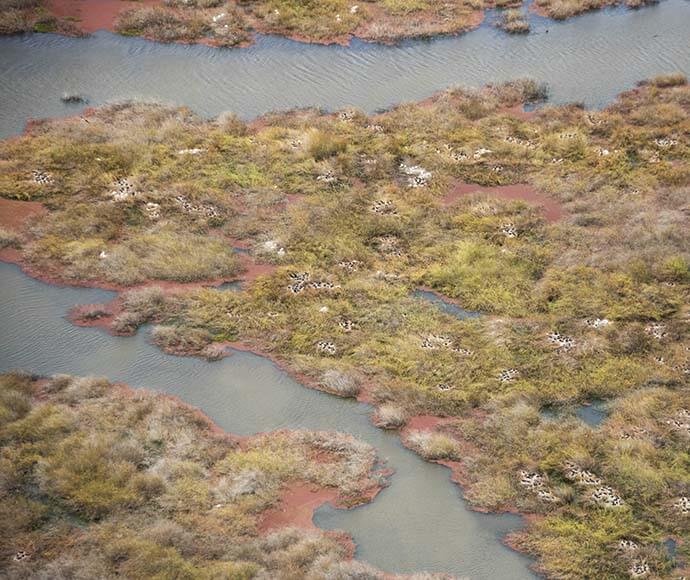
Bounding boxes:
[60,92,87,104]
[407,431,459,460]
[320,369,361,397]
[0,372,383,578]
[497,8,529,33]
[151,324,214,356]
[0,226,19,248]
[647,73,688,88]
[374,404,407,429]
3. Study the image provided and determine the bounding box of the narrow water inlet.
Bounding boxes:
[540,400,609,427]
[0,262,535,578]
[413,289,481,320]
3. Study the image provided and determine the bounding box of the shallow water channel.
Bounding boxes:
[0,262,534,577]
[1,0,690,137]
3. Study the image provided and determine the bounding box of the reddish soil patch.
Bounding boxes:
[68,301,122,332]
[237,257,277,284]
[404,414,454,432]
[528,0,553,18]
[443,181,564,223]
[47,0,161,33]
[0,198,47,232]
[259,482,338,531]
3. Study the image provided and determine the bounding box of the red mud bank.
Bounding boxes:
[404,414,456,433]
[47,0,161,34]
[259,483,339,531]
[443,181,564,223]
[258,478,386,558]
[258,483,358,558]
[0,197,47,231]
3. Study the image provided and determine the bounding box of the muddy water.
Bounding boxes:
[1,0,689,137]
[0,262,534,578]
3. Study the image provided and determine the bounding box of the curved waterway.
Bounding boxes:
[1,0,690,137]
[0,262,534,577]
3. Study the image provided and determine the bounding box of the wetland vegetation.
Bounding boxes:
[0,371,395,578]
[1,74,688,577]
[0,0,669,46]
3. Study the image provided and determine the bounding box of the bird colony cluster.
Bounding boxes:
[564,461,625,508]
[518,470,560,503]
[31,170,53,185]
[498,368,520,382]
[673,496,690,515]
[500,222,518,238]
[584,317,611,329]
[109,177,137,201]
[654,137,678,148]
[337,260,361,272]
[616,540,651,578]
[375,235,403,256]
[547,332,576,352]
[504,135,537,149]
[286,271,340,294]
[629,560,650,578]
[399,163,432,188]
[645,323,667,340]
[174,195,219,218]
[370,199,399,216]
[316,169,338,184]
[316,340,337,355]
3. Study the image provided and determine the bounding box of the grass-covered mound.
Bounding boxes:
[0,372,390,578]
[0,0,82,35]
[1,76,689,577]
[532,0,657,21]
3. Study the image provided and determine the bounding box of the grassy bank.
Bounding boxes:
[0,0,668,45]
[0,372,394,578]
[1,76,688,577]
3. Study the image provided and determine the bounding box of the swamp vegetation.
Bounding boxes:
[0,76,688,577]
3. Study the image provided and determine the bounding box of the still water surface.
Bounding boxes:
[1,0,689,137]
